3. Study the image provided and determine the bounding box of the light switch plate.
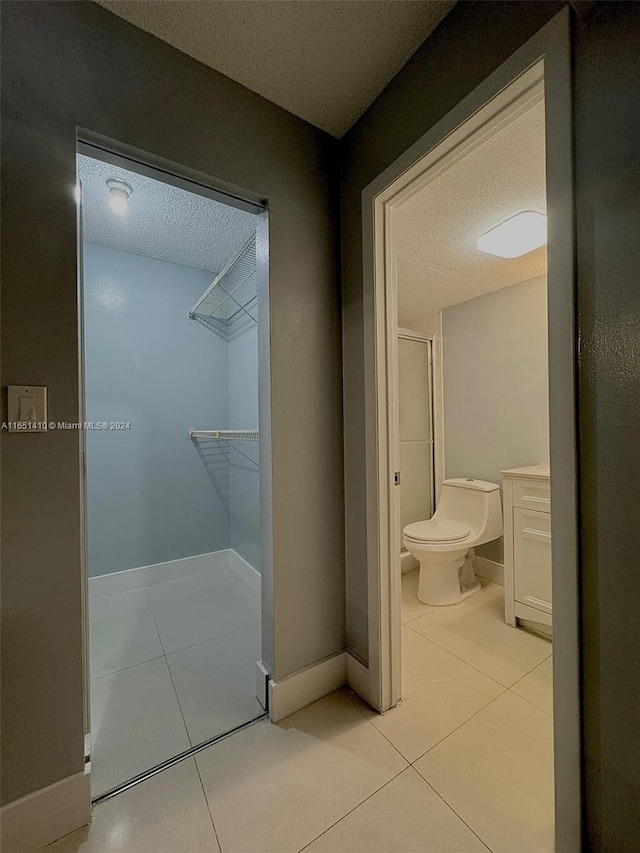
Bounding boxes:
[7,386,48,432]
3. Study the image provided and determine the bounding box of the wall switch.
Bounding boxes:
[7,386,48,431]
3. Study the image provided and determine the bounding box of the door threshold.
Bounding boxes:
[92,711,268,805]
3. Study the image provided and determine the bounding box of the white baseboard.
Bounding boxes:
[474,555,504,586]
[88,550,231,598]
[229,550,261,598]
[346,652,371,706]
[400,550,419,574]
[269,652,347,723]
[0,772,91,853]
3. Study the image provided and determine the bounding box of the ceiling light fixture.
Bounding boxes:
[477,211,547,259]
[106,178,133,215]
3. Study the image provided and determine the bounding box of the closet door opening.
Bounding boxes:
[77,143,269,801]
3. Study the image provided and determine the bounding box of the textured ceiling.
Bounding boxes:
[396,99,547,329]
[77,154,258,273]
[96,0,455,137]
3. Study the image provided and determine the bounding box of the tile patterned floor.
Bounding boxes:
[88,565,262,796]
[65,571,553,852]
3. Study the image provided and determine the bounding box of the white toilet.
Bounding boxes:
[403,478,503,606]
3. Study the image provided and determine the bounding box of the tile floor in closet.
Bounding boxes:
[55,572,553,852]
[88,562,263,795]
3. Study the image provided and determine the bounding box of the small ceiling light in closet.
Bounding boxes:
[477,211,547,258]
[106,178,133,215]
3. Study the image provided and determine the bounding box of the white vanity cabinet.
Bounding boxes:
[502,465,552,628]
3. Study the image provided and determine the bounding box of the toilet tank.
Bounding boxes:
[435,478,502,539]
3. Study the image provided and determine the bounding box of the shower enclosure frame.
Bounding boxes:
[397,328,436,546]
[360,10,581,851]
[76,132,273,801]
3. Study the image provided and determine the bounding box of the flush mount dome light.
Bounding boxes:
[477,211,547,258]
[106,178,133,215]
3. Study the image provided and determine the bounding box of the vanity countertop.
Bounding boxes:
[501,464,550,481]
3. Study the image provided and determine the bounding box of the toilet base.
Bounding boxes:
[416,548,481,606]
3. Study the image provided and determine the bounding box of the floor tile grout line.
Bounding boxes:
[193,756,225,853]
[340,688,413,766]
[90,574,260,672]
[90,651,167,682]
[403,620,512,689]
[411,766,494,852]
[403,617,549,690]
[144,581,263,750]
[341,633,512,767]
[87,563,235,602]
[144,585,169,658]
[161,619,263,660]
[147,574,253,612]
[408,688,509,767]
[507,685,553,717]
[161,619,264,748]
[344,674,509,773]
[146,573,261,656]
[89,581,262,769]
[91,617,262,684]
[510,650,553,682]
[143,586,194,748]
[296,766,409,853]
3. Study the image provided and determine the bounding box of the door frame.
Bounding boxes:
[361,9,580,851]
[75,133,274,796]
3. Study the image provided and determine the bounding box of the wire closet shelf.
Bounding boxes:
[188,233,257,324]
[189,429,259,442]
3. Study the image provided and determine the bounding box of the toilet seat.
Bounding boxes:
[403,517,470,544]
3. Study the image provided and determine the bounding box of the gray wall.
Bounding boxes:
[228,313,261,571]
[573,3,640,849]
[340,0,562,665]
[442,276,549,563]
[1,0,343,806]
[340,0,640,847]
[83,243,230,577]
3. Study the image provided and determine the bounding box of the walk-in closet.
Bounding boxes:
[78,149,267,799]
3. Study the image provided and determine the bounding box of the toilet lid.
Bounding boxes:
[403,518,470,543]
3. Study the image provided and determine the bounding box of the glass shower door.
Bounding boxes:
[398,335,435,544]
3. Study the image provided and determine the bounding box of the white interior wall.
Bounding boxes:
[441,274,549,563]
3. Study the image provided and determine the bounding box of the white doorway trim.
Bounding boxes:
[361,9,580,851]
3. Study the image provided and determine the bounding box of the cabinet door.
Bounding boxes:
[514,508,552,615]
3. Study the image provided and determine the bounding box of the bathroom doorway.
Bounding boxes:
[360,12,580,853]
[77,142,270,801]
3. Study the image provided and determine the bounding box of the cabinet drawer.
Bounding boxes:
[513,478,551,513]
[514,508,552,615]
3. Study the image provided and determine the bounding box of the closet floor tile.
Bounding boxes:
[146,566,237,606]
[415,691,555,853]
[195,690,407,853]
[89,588,164,679]
[167,623,264,745]
[150,578,261,654]
[45,759,220,853]
[349,626,503,762]
[408,585,551,686]
[304,766,489,853]
[90,657,190,796]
